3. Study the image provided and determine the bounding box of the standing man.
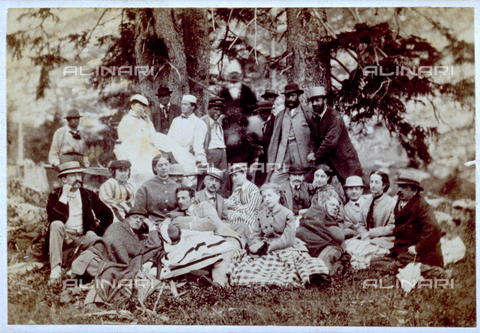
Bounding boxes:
[196,168,228,221]
[267,83,314,184]
[45,161,113,284]
[371,170,445,275]
[201,97,228,173]
[49,109,89,167]
[152,85,181,134]
[306,86,362,184]
[168,95,208,165]
[219,67,257,116]
[279,164,314,215]
[261,89,279,104]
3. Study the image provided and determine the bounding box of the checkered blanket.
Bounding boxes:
[227,247,330,287]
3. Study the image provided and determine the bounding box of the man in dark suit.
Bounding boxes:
[152,85,181,134]
[219,69,257,116]
[371,170,445,276]
[306,86,362,184]
[195,168,228,221]
[45,161,113,284]
[279,164,314,215]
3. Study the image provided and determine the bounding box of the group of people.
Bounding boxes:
[44,73,448,307]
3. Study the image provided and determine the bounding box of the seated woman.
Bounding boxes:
[310,165,346,207]
[70,207,163,307]
[134,154,181,224]
[228,183,329,287]
[343,171,396,269]
[99,160,136,222]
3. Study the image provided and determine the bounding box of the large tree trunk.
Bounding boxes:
[152,8,189,105]
[182,8,210,116]
[286,8,329,92]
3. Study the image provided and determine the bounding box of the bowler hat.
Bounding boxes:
[109,160,132,169]
[308,86,328,100]
[343,176,365,187]
[125,207,149,218]
[229,163,248,175]
[288,164,307,175]
[282,83,304,95]
[396,170,424,191]
[261,89,279,99]
[206,167,224,181]
[156,85,173,97]
[130,94,149,106]
[65,109,82,119]
[57,161,86,178]
[208,97,225,109]
[169,164,185,176]
[255,101,274,113]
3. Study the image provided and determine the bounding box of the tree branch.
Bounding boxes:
[76,9,109,58]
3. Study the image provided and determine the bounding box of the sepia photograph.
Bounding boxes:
[4,2,476,330]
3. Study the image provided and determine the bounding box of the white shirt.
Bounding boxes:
[64,189,83,234]
[168,113,208,163]
[207,116,226,149]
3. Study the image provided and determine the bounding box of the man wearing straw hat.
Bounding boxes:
[45,161,113,284]
[306,86,362,184]
[195,168,228,221]
[49,109,89,167]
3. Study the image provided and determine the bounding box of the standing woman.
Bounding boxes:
[134,154,181,225]
[359,170,396,240]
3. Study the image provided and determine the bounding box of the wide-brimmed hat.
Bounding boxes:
[261,89,279,99]
[288,164,307,175]
[57,161,86,177]
[308,86,328,100]
[156,85,173,97]
[109,160,132,169]
[125,206,148,218]
[65,109,82,119]
[182,95,197,105]
[255,101,274,113]
[169,164,185,176]
[206,167,224,181]
[282,83,304,95]
[229,163,248,175]
[343,176,365,187]
[396,170,424,191]
[130,94,149,106]
[208,97,225,109]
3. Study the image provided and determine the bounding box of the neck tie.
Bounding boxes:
[366,196,380,230]
[69,131,81,140]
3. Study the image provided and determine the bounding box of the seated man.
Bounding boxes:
[45,162,113,284]
[279,164,313,216]
[224,163,262,235]
[195,168,228,221]
[99,160,136,222]
[343,175,368,238]
[160,186,241,288]
[371,170,445,276]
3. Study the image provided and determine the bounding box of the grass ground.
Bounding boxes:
[7,205,476,327]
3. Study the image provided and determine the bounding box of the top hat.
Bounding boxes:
[109,160,132,169]
[130,94,149,106]
[156,85,173,97]
[229,163,248,175]
[206,167,225,181]
[343,176,365,187]
[65,109,82,119]
[308,86,328,100]
[288,164,307,175]
[125,206,149,218]
[396,170,424,191]
[57,161,86,178]
[261,89,279,99]
[282,83,304,95]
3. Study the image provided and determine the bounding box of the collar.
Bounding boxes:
[267,203,282,215]
[160,102,171,108]
[181,113,194,119]
[205,189,216,198]
[290,181,302,191]
[207,115,221,125]
[67,125,79,132]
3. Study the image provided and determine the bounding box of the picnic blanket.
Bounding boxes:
[227,240,329,287]
[344,237,393,269]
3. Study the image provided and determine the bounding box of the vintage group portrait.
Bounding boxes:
[4,3,476,331]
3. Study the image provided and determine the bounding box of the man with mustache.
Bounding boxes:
[195,168,228,221]
[279,164,313,215]
[45,161,113,284]
[267,83,314,185]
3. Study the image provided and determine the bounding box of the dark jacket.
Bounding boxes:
[152,103,181,134]
[391,194,444,267]
[279,181,313,215]
[195,189,228,221]
[219,84,257,116]
[311,106,362,182]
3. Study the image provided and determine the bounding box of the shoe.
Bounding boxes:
[49,266,62,285]
[199,275,223,289]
